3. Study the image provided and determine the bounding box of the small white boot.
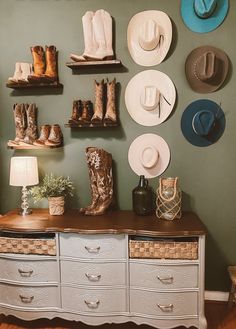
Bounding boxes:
[8,62,22,83]
[70,11,98,62]
[18,63,33,83]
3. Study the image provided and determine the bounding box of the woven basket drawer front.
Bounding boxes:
[0,258,58,283]
[61,260,126,286]
[130,263,198,289]
[0,237,56,256]
[129,240,198,260]
[61,286,126,313]
[60,234,126,259]
[0,284,59,308]
[130,289,197,317]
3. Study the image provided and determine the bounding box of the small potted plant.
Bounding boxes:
[30,173,74,215]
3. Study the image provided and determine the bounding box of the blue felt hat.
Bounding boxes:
[181,99,226,147]
[181,0,229,33]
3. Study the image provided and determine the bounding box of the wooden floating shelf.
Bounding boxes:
[7,142,63,150]
[6,82,63,89]
[66,59,122,69]
[65,121,119,128]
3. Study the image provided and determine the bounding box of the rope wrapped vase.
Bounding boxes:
[156,177,182,220]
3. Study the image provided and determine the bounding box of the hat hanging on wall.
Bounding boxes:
[185,46,229,93]
[125,70,176,126]
[181,0,229,33]
[127,10,172,66]
[128,133,171,178]
[181,99,226,147]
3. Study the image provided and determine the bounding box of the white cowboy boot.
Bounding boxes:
[92,9,114,60]
[18,63,33,83]
[8,62,22,83]
[70,11,98,62]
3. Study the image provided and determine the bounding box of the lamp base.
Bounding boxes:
[18,208,32,216]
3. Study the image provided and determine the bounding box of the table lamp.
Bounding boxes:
[9,156,39,215]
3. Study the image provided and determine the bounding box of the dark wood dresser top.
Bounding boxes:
[0,209,207,237]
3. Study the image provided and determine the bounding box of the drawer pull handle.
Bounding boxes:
[157,303,174,312]
[19,295,34,304]
[85,246,101,253]
[84,299,100,309]
[85,273,101,281]
[157,275,173,284]
[18,269,33,277]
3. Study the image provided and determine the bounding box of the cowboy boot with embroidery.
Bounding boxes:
[80,147,100,213]
[70,100,82,123]
[33,125,51,146]
[43,45,58,82]
[45,124,63,147]
[23,103,38,144]
[8,104,27,146]
[104,78,117,123]
[28,46,45,83]
[91,80,104,122]
[78,100,93,123]
[84,147,113,215]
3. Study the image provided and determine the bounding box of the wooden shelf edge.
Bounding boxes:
[6,82,63,89]
[65,121,119,128]
[7,143,63,150]
[66,59,122,69]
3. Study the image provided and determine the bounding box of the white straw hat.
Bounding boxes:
[128,134,170,178]
[127,10,172,66]
[125,70,176,126]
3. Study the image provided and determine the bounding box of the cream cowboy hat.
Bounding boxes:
[128,134,170,178]
[127,10,172,66]
[125,70,176,126]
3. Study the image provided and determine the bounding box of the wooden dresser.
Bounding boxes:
[0,209,207,329]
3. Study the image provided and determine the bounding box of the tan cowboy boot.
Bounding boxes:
[78,100,92,123]
[91,80,104,122]
[33,125,51,146]
[28,46,45,83]
[22,103,38,144]
[45,124,63,146]
[80,147,100,213]
[8,104,27,146]
[104,78,117,123]
[43,45,58,82]
[84,148,113,215]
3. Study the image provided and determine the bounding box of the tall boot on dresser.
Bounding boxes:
[91,80,104,122]
[104,78,117,123]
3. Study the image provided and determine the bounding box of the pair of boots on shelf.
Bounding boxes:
[70,78,117,125]
[34,124,63,147]
[70,9,114,62]
[80,147,114,215]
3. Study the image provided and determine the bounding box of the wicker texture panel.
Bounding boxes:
[129,240,198,260]
[0,237,56,255]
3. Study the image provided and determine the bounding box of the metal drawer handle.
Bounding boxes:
[85,246,101,253]
[18,269,33,277]
[19,295,34,304]
[157,303,174,312]
[157,275,173,284]
[84,299,100,309]
[85,273,101,281]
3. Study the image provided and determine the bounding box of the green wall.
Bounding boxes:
[0,0,235,292]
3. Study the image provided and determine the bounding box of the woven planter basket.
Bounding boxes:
[48,196,65,215]
[0,237,56,255]
[129,240,198,260]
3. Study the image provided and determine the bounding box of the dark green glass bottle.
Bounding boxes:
[132,175,153,215]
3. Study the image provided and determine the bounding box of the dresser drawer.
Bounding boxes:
[61,260,126,286]
[130,289,197,317]
[59,234,126,259]
[0,258,58,283]
[61,286,126,313]
[0,283,59,308]
[130,262,198,289]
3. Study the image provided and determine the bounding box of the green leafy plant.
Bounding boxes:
[30,173,74,202]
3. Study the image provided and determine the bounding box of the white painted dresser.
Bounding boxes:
[0,209,207,329]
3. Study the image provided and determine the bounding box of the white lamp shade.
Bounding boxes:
[10,156,39,187]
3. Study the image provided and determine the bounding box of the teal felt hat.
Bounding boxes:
[181,99,226,147]
[181,0,229,33]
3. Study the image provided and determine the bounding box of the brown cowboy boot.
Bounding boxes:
[104,78,117,123]
[80,147,100,213]
[91,80,104,122]
[28,46,45,83]
[70,100,82,123]
[43,45,58,82]
[45,124,63,147]
[84,147,113,215]
[23,103,38,144]
[78,100,93,123]
[8,104,27,146]
[33,125,51,146]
